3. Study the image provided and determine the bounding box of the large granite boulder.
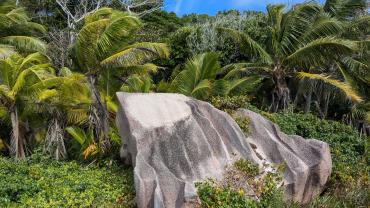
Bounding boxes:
[116,93,332,207]
[235,109,332,204]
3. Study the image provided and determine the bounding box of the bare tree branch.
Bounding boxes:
[119,0,162,17]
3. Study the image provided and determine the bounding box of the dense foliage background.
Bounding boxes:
[0,0,369,207]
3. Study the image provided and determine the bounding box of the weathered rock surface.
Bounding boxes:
[235,109,332,204]
[116,93,332,207]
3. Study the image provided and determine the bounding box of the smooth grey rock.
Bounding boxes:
[116,93,332,207]
[235,109,332,204]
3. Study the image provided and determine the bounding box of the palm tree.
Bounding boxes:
[293,0,369,117]
[219,2,361,111]
[0,0,46,58]
[171,52,263,100]
[31,67,91,159]
[73,7,169,149]
[0,52,53,158]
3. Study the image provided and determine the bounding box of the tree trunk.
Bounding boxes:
[87,74,110,151]
[44,116,67,160]
[10,106,25,159]
[322,91,331,119]
[304,87,313,113]
[270,72,290,112]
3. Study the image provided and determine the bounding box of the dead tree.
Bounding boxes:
[119,0,162,17]
[55,0,105,43]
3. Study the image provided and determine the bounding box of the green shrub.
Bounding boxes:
[196,174,285,208]
[269,112,369,207]
[196,179,259,208]
[234,116,251,135]
[0,153,135,207]
[209,96,251,112]
[210,96,252,135]
[269,112,369,188]
[233,159,259,178]
[196,158,285,208]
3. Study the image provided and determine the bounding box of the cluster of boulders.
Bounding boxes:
[116,93,332,208]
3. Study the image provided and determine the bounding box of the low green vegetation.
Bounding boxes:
[271,112,369,207]
[196,179,260,208]
[233,159,259,178]
[196,159,285,208]
[0,153,135,207]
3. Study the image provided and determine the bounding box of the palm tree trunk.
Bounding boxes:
[87,74,110,151]
[304,87,313,113]
[44,116,67,160]
[323,91,331,119]
[270,72,290,112]
[10,106,25,159]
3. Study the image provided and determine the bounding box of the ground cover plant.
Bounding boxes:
[0,152,135,207]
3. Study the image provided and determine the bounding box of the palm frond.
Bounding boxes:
[101,42,169,67]
[0,84,13,101]
[38,89,58,101]
[218,27,272,64]
[324,0,367,19]
[123,63,159,75]
[96,15,141,57]
[67,108,89,125]
[19,52,49,69]
[191,79,211,98]
[341,57,369,82]
[0,44,15,59]
[0,0,16,14]
[25,22,47,34]
[5,7,28,24]
[84,7,113,24]
[222,63,271,79]
[121,74,153,93]
[0,36,46,52]
[75,19,110,70]
[300,13,344,42]
[226,76,264,95]
[279,2,321,55]
[66,127,86,145]
[297,72,362,102]
[286,37,357,67]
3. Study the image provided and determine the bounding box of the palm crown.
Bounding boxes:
[0,52,53,158]
[73,7,169,149]
[219,2,362,111]
[0,0,46,58]
[171,52,263,100]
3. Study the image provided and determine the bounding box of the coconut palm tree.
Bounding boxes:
[293,0,369,117]
[171,52,263,100]
[0,0,46,58]
[31,67,91,159]
[0,52,53,159]
[73,7,169,150]
[219,2,361,112]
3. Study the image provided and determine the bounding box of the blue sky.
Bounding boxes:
[164,0,323,16]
